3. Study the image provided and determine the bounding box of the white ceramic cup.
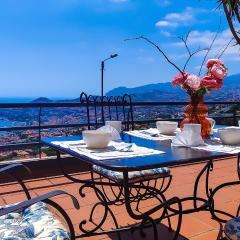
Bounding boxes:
[183,123,201,134]
[105,121,122,133]
[207,118,216,129]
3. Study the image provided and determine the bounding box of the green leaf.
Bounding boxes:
[227,0,233,12]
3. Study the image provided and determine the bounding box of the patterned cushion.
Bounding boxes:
[225,216,240,240]
[93,165,170,184]
[0,201,69,239]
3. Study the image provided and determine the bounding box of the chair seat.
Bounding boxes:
[93,165,170,184]
[224,216,240,240]
[0,201,69,239]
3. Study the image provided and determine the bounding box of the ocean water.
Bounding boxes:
[0,120,13,127]
[0,97,34,103]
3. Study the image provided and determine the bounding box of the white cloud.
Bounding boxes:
[172,29,240,62]
[160,30,172,37]
[156,7,209,28]
[156,21,176,27]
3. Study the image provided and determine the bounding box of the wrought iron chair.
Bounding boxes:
[79,92,174,237]
[209,154,240,240]
[80,92,134,131]
[0,163,79,239]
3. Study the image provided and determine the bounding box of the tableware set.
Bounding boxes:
[82,118,240,149]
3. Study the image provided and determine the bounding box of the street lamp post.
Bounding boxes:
[101,54,118,99]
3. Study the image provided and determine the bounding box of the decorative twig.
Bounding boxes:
[177,30,191,56]
[183,47,209,72]
[177,31,209,71]
[124,36,184,74]
[198,29,219,76]
[215,37,235,58]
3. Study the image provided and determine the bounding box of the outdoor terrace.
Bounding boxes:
[0,156,238,240]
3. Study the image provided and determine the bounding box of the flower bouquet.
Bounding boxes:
[172,59,228,138]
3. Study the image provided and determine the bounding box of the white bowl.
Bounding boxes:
[82,130,111,149]
[218,127,240,145]
[156,121,178,135]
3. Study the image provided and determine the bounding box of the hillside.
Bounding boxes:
[32,74,240,103]
[106,74,240,101]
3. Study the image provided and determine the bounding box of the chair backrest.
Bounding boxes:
[79,92,134,131]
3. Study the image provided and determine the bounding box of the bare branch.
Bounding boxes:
[177,30,192,56]
[183,48,209,72]
[216,37,234,58]
[177,31,209,72]
[125,36,184,74]
[198,29,219,76]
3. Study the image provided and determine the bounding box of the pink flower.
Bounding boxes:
[172,72,188,86]
[185,74,201,91]
[206,59,224,68]
[210,63,227,80]
[201,76,223,90]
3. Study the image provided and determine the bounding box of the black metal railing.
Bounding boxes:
[0,101,239,160]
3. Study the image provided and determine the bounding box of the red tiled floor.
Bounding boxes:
[1,157,239,239]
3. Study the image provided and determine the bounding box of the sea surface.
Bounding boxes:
[0,119,13,127]
[0,119,15,135]
[0,98,31,130]
[0,97,34,103]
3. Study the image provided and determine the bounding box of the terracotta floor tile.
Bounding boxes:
[0,196,6,205]
[169,214,213,238]
[48,175,73,185]
[52,196,77,210]
[0,183,26,195]
[190,230,219,240]
[33,185,64,196]
[3,192,31,204]
[0,157,238,239]
[191,211,219,229]
[26,179,53,189]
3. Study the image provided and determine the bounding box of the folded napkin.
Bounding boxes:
[171,129,205,147]
[97,125,121,141]
[127,128,176,141]
[51,140,165,160]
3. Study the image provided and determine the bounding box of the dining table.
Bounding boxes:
[41,125,239,240]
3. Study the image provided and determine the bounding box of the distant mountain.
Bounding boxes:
[32,97,53,103]
[31,97,80,103]
[106,74,240,102]
[31,74,240,103]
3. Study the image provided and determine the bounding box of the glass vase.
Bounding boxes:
[180,96,211,138]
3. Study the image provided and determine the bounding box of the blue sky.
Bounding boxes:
[0,0,238,99]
